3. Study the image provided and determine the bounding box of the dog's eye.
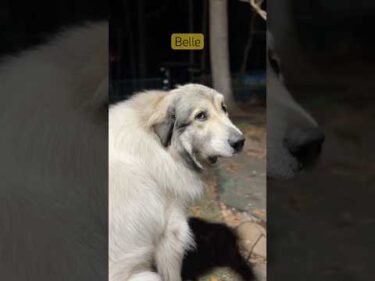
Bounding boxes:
[195,111,208,121]
[221,103,227,113]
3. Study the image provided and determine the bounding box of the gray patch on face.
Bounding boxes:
[169,96,200,170]
[153,107,175,147]
[169,85,221,170]
[173,97,194,133]
[180,149,203,172]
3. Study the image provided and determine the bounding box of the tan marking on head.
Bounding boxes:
[214,94,225,111]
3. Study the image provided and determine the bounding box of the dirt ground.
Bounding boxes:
[190,106,267,281]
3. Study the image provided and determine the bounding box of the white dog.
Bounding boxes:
[0,23,108,279]
[109,84,245,281]
[267,33,324,178]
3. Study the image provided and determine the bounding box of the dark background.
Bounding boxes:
[109,0,266,101]
[110,0,265,79]
[0,0,267,103]
[0,0,107,55]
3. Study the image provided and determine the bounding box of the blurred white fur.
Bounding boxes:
[0,23,108,279]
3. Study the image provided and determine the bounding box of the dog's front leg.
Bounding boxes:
[155,208,194,281]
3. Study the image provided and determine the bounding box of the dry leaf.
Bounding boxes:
[225,162,242,172]
[252,209,266,220]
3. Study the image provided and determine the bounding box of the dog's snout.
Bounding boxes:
[285,127,324,165]
[229,135,245,153]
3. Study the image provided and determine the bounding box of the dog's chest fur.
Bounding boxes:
[109,100,205,279]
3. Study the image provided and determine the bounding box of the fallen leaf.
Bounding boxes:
[252,209,266,220]
[224,162,242,172]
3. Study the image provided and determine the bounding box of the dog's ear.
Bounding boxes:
[153,107,176,147]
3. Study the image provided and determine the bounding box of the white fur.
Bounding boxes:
[109,85,243,280]
[0,23,108,279]
[267,32,320,178]
[109,96,202,281]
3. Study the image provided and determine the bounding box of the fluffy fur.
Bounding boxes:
[109,84,244,281]
[0,23,108,280]
[267,32,324,178]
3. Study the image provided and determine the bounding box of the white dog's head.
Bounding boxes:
[267,33,324,178]
[153,84,245,170]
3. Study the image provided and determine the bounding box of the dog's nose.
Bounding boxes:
[229,135,245,153]
[285,127,324,166]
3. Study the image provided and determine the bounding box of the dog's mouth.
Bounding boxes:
[191,153,219,169]
[208,156,218,164]
[185,147,226,170]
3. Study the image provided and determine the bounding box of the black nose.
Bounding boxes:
[229,136,245,153]
[285,127,324,166]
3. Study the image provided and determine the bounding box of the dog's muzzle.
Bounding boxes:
[229,133,245,153]
[285,127,324,167]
